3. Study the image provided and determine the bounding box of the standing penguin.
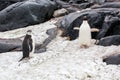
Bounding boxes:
[19,30,35,61]
[79,19,91,48]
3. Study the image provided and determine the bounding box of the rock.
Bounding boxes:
[69,0,87,4]
[53,8,68,17]
[55,0,81,13]
[69,0,94,9]
[103,54,120,65]
[0,27,58,53]
[0,38,22,53]
[98,35,120,46]
[0,0,26,11]
[35,27,58,53]
[96,2,120,8]
[61,0,70,2]
[69,0,105,4]
[0,0,57,32]
[106,0,120,2]
[77,2,94,9]
[96,15,120,39]
[57,8,120,40]
[87,0,105,4]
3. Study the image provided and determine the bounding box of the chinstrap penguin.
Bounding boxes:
[19,30,35,61]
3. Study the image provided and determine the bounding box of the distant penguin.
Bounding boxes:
[79,20,91,48]
[19,30,35,61]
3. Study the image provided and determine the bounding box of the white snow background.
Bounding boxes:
[0,18,120,80]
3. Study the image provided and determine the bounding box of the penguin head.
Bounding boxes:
[27,30,32,35]
[83,15,88,20]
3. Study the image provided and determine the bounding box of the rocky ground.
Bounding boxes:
[0,18,120,80]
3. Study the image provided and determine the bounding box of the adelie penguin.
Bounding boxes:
[79,16,99,48]
[19,30,35,61]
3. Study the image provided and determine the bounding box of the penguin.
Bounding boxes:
[19,30,35,61]
[79,19,91,48]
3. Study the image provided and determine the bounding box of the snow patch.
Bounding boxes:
[0,19,120,80]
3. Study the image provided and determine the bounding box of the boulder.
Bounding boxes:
[96,2,120,8]
[96,15,120,39]
[0,38,22,53]
[57,8,120,40]
[0,0,57,32]
[0,0,26,11]
[53,8,68,17]
[103,54,120,65]
[0,27,58,53]
[69,0,105,4]
[98,35,120,46]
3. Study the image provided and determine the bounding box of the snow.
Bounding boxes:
[0,18,120,80]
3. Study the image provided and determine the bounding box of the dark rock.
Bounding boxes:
[69,0,105,4]
[96,15,120,39]
[35,27,58,53]
[57,12,83,40]
[106,0,120,2]
[0,0,26,11]
[95,2,120,8]
[0,27,58,53]
[69,2,94,9]
[0,28,58,53]
[57,8,120,40]
[55,0,81,13]
[104,16,120,36]
[0,38,22,53]
[0,0,57,32]
[55,0,71,8]
[87,0,105,4]
[61,0,70,2]
[103,54,120,65]
[69,0,87,4]
[53,8,68,17]
[98,35,120,46]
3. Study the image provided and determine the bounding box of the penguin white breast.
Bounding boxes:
[79,20,91,46]
[31,34,35,54]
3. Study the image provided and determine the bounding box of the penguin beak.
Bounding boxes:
[64,37,70,40]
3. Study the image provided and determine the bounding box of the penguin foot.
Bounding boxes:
[19,57,30,62]
[95,40,99,44]
[80,45,89,48]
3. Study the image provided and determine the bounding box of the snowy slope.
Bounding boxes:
[0,19,120,80]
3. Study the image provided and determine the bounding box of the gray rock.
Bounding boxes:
[0,0,26,11]
[0,0,57,32]
[98,35,120,46]
[53,8,68,17]
[57,8,120,40]
[103,54,120,65]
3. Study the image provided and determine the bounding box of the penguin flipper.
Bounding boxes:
[29,38,33,52]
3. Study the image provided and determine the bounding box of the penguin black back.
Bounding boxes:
[19,30,33,61]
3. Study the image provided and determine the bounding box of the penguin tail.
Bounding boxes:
[19,57,25,62]
[103,58,107,62]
